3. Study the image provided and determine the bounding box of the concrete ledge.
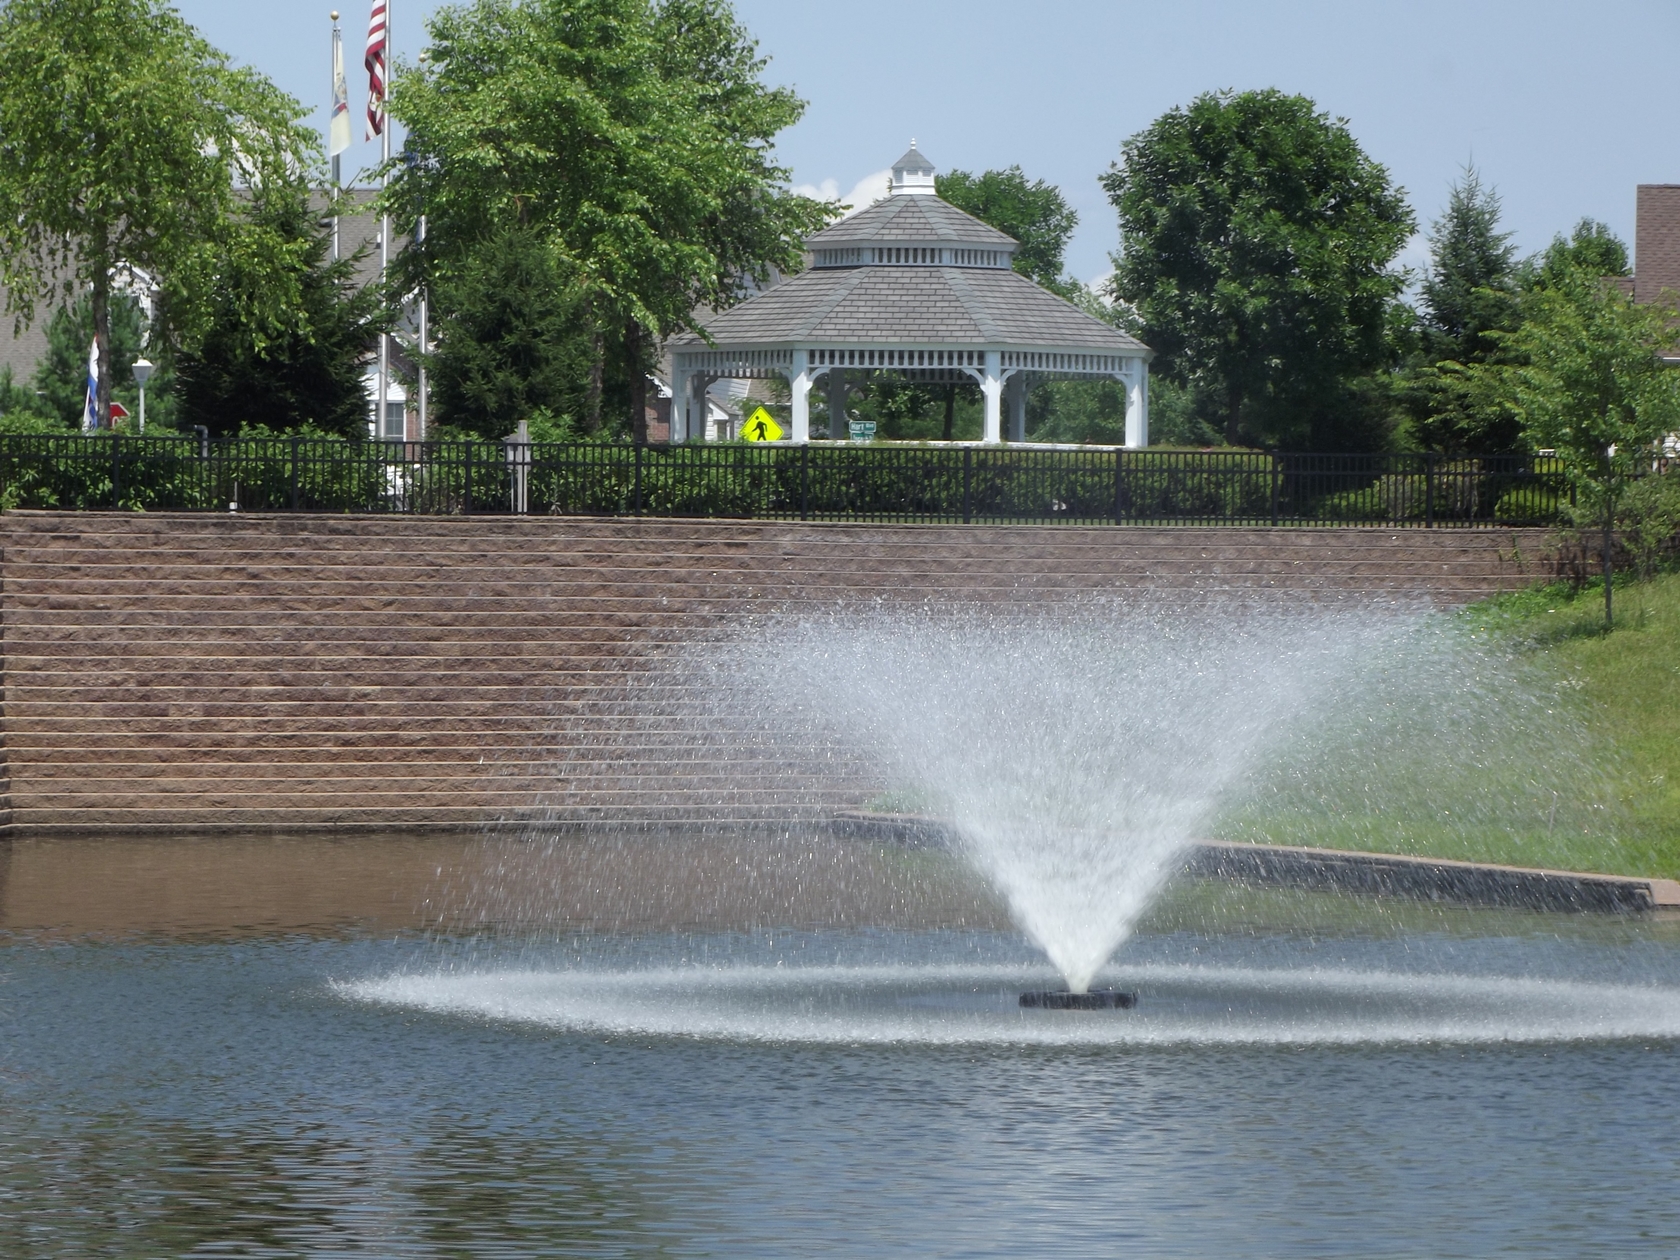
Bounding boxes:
[828,812,1680,916]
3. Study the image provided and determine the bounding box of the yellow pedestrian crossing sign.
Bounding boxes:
[742,406,783,442]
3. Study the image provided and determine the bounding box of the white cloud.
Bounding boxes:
[791,168,893,218]
[791,177,841,202]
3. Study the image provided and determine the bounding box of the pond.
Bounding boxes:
[4,832,1680,1258]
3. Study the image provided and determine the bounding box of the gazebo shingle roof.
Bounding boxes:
[676,266,1146,352]
[807,194,1019,248]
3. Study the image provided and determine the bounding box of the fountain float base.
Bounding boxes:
[1019,989,1138,1011]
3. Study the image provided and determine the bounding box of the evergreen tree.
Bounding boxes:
[173,190,384,439]
[1419,167,1518,364]
[428,227,597,441]
[29,292,161,428]
[1406,167,1523,453]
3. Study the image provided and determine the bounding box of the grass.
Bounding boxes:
[1218,569,1680,879]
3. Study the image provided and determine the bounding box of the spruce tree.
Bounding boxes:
[1419,167,1518,364]
[1407,167,1523,452]
[173,190,384,439]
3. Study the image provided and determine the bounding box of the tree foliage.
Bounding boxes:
[0,0,318,426]
[28,293,161,429]
[1405,167,1523,453]
[1419,167,1518,364]
[1521,218,1631,292]
[386,0,829,437]
[173,190,385,439]
[936,166,1078,292]
[1103,89,1414,450]
[1462,268,1680,626]
[428,226,598,440]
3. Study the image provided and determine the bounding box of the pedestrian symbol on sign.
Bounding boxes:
[742,406,784,442]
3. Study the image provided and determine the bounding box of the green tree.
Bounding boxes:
[0,367,57,433]
[1103,89,1415,450]
[936,166,1078,292]
[427,227,597,440]
[0,0,319,427]
[1419,167,1519,363]
[386,0,829,439]
[28,293,151,428]
[1464,268,1680,628]
[934,165,1088,439]
[1521,218,1631,292]
[173,190,384,439]
[1406,167,1523,452]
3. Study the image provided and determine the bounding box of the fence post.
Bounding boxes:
[634,442,643,515]
[799,442,809,521]
[962,447,973,524]
[111,434,120,509]
[1425,451,1436,528]
[1270,456,1280,527]
[463,441,473,515]
[290,435,300,511]
[1114,447,1124,525]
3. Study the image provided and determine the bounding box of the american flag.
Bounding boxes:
[364,0,387,141]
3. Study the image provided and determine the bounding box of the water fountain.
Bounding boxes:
[739,603,1429,1001]
[347,598,1668,1048]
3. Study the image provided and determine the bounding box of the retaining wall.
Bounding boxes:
[0,512,1559,835]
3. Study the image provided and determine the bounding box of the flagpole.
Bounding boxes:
[377,0,390,442]
[418,212,428,440]
[330,11,341,262]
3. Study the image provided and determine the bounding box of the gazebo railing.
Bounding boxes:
[0,435,1574,526]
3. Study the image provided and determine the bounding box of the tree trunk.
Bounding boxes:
[942,384,955,442]
[1604,492,1615,631]
[90,233,111,430]
[1223,385,1243,446]
[625,319,647,444]
[585,330,604,434]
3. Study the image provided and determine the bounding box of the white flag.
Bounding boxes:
[329,27,352,158]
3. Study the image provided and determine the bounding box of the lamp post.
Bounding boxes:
[132,358,153,434]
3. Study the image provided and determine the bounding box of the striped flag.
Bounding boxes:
[329,24,352,157]
[81,335,98,432]
[364,0,387,141]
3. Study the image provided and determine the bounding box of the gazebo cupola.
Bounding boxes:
[668,142,1153,446]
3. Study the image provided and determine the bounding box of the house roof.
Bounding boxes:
[808,193,1018,249]
[672,265,1147,352]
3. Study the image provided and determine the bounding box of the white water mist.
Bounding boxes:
[735,604,1422,993]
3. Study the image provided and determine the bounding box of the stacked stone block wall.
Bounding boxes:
[0,512,1559,834]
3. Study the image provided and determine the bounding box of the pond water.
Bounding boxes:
[5,833,1680,1258]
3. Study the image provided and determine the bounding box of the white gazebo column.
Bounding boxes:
[1124,359,1149,449]
[788,349,813,443]
[670,366,690,443]
[1006,372,1027,442]
[827,367,849,439]
[980,349,1003,444]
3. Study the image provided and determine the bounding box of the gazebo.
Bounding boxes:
[668,143,1153,446]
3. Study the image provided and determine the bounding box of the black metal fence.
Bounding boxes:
[0,434,1575,526]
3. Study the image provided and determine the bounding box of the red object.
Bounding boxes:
[365,0,387,139]
[108,402,129,419]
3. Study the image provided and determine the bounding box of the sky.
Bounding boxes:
[177,0,1680,288]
